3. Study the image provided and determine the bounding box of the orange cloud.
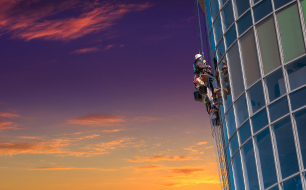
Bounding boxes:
[138,164,161,169]
[0,112,20,118]
[171,168,204,175]
[0,119,20,131]
[72,47,100,54]
[0,0,152,41]
[68,114,125,127]
[197,142,208,145]
[128,155,200,162]
[102,129,124,133]
[96,138,134,150]
[28,167,116,171]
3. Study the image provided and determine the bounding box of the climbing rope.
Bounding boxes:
[195,0,204,56]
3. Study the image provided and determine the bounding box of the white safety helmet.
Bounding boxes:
[195,54,202,60]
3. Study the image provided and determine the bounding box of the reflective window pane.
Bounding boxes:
[210,32,216,52]
[274,0,293,10]
[217,39,225,62]
[227,107,237,137]
[286,56,306,91]
[290,87,306,111]
[253,0,260,4]
[256,128,278,188]
[277,4,305,63]
[253,0,273,22]
[233,153,245,190]
[220,0,228,7]
[239,121,251,144]
[265,69,286,102]
[210,0,219,19]
[235,94,249,126]
[269,97,289,122]
[228,43,245,100]
[302,0,306,25]
[294,108,306,168]
[214,15,223,44]
[252,108,268,133]
[237,11,252,35]
[281,175,303,190]
[225,25,237,48]
[235,0,250,17]
[223,120,229,145]
[273,116,299,179]
[205,0,213,31]
[270,185,279,190]
[231,133,239,154]
[222,1,235,31]
[221,60,232,112]
[248,81,265,114]
[229,164,236,190]
[240,29,261,87]
[227,146,231,162]
[241,141,259,190]
[257,16,281,74]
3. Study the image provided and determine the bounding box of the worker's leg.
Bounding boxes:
[208,75,221,93]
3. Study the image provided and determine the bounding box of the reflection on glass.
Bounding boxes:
[273,116,299,178]
[233,153,245,190]
[221,104,225,121]
[265,69,286,102]
[286,56,306,91]
[222,1,235,31]
[235,94,249,126]
[227,146,231,162]
[281,175,303,190]
[229,165,236,190]
[235,0,250,17]
[214,15,223,44]
[210,32,216,52]
[274,0,293,10]
[227,107,237,137]
[209,0,219,19]
[223,120,229,145]
[220,59,232,111]
[252,108,268,133]
[220,0,228,7]
[294,108,306,168]
[241,141,259,190]
[240,29,260,87]
[230,133,239,154]
[290,87,306,111]
[269,97,289,122]
[253,0,260,4]
[256,128,277,188]
[257,16,281,74]
[277,4,305,63]
[228,43,245,100]
[225,26,237,48]
[302,0,306,25]
[270,185,279,190]
[205,0,212,31]
[253,0,272,22]
[217,39,225,62]
[248,81,265,114]
[239,121,251,144]
[237,11,252,35]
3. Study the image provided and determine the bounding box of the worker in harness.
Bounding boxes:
[193,54,221,94]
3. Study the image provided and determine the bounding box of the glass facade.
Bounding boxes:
[199,0,306,189]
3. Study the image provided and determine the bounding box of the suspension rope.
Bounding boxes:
[195,0,204,55]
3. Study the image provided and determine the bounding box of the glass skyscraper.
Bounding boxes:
[197,0,306,189]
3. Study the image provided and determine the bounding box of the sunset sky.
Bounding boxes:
[0,0,220,189]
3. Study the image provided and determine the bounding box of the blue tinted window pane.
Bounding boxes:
[266,69,286,102]
[273,116,299,179]
[205,0,213,30]
[231,133,239,154]
[253,0,260,4]
[253,0,272,22]
[227,107,237,137]
[239,121,251,144]
[235,0,250,16]
[248,81,265,114]
[233,153,245,190]
[220,0,228,6]
[229,165,236,190]
[225,26,237,48]
[221,104,225,121]
[222,1,235,31]
[217,39,225,61]
[228,43,245,99]
[221,62,232,112]
[241,141,259,190]
[252,108,268,133]
[223,120,229,145]
[281,175,303,190]
[210,32,216,52]
[210,0,219,19]
[256,128,277,188]
[286,56,306,91]
[290,87,306,111]
[294,108,306,168]
[235,94,249,126]
[214,15,223,44]
[227,146,231,162]
[237,11,252,35]
[269,97,289,122]
[270,185,279,190]
[274,0,292,9]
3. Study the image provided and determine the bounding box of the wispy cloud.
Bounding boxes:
[0,119,20,131]
[128,155,200,162]
[72,47,100,54]
[0,112,20,118]
[0,0,152,41]
[28,167,116,171]
[68,114,125,127]
[171,168,204,175]
[197,142,208,145]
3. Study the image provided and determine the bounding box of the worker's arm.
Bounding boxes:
[196,62,211,69]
